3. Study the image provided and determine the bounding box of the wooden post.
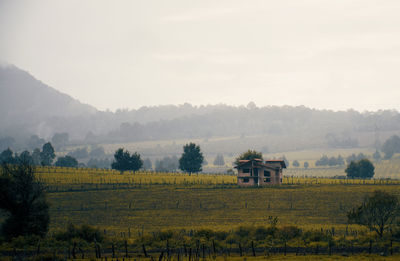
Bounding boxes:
[239,243,242,257]
[159,251,164,261]
[79,247,84,259]
[72,242,76,259]
[369,240,372,254]
[143,244,148,257]
[112,243,115,258]
[125,240,128,258]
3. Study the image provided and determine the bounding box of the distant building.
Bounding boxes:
[235,159,286,186]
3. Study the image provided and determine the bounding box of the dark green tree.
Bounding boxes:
[17,151,33,165]
[382,135,400,159]
[373,150,381,161]
[179,143,204,174]
[111,148,143,173]
[0,160,49,240]
[303,161,309,169]
[234,150,263,166]
[40,142,55,166]
[0,148,15,164]
[345,159,374,179]
[347,190,399,238]
[213,154,225,166]
[55,155,78,167]
[292,160,300,167]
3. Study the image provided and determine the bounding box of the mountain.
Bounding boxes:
[0,64,97,138]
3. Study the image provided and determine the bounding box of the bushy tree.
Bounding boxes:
[213,154,225,166]
[142,158,152,170]
[345,159,374,179]
[303,161,309,169]
[373,150,381,161]
[111,148,143,173]
[292,160,300,167]
[55,155,78,167]
[156,156,179,172]
[0,160,49,240]
[346,153,368,164]
[382,135,400,159]
[179,143,204,174]
[234,150,263,166]
[347,190,399,238]
[40,142,55,166]
[0,148,15,164]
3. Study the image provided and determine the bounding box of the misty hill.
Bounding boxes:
[0,64,97,138]
[2,64,400,153]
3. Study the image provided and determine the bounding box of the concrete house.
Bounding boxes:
[235,159,286,186]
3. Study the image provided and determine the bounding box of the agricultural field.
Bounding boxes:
[3,166,400,260]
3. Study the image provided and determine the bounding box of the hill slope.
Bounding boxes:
[0,64,97,137]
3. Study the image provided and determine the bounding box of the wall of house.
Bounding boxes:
[237,163,283,186]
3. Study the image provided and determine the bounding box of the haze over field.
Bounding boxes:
[1,0,400,111]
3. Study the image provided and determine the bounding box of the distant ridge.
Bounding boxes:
[0,64,98,136]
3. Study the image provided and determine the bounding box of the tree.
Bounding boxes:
[345,159,374,179]
[156,156,179,172]
[142,158,152,170]
[292,160,300,167]
[382,135,400,159]
[373,150,381,162]
[179,143,204,174]
[0,160,49,240]
[17,150,33,165]
[31,148,41,166]
[111,148,143,173]
[303,161,309,169]
[347,190,399,238]
[234,150,263,166]
[40,142,55,166]
[0,148,15,164]
[213,154,225,166]
[55,155,78,167]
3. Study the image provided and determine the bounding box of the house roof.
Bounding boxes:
[235,158,286,169]
[265,160,287,168]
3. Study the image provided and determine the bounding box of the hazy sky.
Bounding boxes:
[1,0,400,112]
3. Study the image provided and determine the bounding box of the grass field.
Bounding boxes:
[34,166,400,237]
[2,165,400,260]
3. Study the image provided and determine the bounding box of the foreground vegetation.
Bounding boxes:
[1,166,400,260]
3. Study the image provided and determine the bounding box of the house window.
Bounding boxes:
[264,178,271,183]
[243,178,249,183]
[243,169,250,173]
[264,171,271,177]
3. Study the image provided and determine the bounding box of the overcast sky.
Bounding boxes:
[1,0,400,112]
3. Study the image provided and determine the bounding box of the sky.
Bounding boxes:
[1,0,400,112]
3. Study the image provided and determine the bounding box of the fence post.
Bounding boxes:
[125,240,128,258]
[252,241,256,256]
